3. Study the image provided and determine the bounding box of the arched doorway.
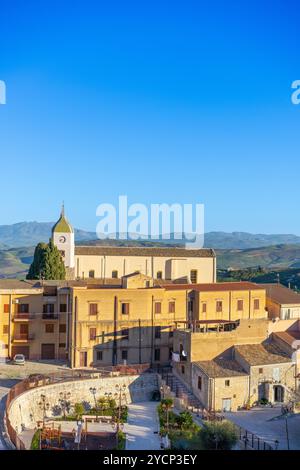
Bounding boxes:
[273,385,284,403]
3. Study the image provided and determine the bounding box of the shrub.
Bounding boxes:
[30,429,41,450]
[177,411,194,430]
[200,420,238,450]
[74,402,85,419]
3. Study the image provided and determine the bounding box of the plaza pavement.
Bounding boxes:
[225,406,300,450]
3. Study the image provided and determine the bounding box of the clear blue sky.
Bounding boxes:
[0,0,300,234]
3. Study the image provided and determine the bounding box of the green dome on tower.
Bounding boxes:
[52,205,74,234]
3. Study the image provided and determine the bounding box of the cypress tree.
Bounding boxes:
[27,240,66,280]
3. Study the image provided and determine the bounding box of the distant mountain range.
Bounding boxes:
[1,221,300,249]
[1,221,300,279]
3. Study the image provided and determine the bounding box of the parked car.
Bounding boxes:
[12,354,26,365]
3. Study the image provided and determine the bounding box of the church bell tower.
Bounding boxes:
[52,205,75,274]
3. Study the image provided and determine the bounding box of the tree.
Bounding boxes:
[177,411,194,430]
[74,402,85,420]
[200,420,238,450]
[27,239,66,280]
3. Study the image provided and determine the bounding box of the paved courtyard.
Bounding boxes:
[125,402,161,450]
[225,407,300,450]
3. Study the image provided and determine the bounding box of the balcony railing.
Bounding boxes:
[13,313,35,321]
[42,313,59,320]
[13,333,35,341]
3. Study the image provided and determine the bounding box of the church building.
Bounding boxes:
[52,208,217,284]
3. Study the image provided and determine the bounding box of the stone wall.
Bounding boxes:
[8,374,158,435]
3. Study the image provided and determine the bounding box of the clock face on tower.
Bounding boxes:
[59,236,66,243]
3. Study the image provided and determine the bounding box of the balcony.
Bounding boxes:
[42,313,59,320]
[13,313,35,321]
[13,333,35,342]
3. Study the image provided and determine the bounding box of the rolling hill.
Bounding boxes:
[0,222,300,249]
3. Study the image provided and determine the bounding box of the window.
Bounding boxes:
[43,304,54,314]
[169,348,173,360]
[18,304,29,314]
[237,300,244,311]
[259,368,264,374]
[154,302,161,314]
[155,326,161,339]
[96,351,103,361]
[59,343,66,348]
[181,365,185,374]
[254,299,260,310]
[121,303,130,315]
[89,270,95,278]
[190,270,198,284]
[121,328,129,340]
[3,325,8,334]
[169,329,174,338]
[121,350,128,361]
[60,304,67,313]
[216,301,223,313]
[89,303,98,315]
[198,376,202,390]
[45,324,54,333]
[154,348,160,361]
[112,270,118,278]
[168,301,175,313]
[59,324,66,333]
[273,367,280,381]
[4,304,9,313]
[89,328,97,341]
[225,380,230,387]
[202,303,207,313]
[157,271,163,279]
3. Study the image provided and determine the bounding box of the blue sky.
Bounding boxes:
[0,0,300,234]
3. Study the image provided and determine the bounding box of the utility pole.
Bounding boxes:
[285,416,290,450]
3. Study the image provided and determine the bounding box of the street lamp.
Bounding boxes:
[113,384,127,446]
[89,387,98,415]
[38,394,50,426]
[59,391,71,419]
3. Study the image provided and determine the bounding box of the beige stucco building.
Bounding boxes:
[51,208,217,283]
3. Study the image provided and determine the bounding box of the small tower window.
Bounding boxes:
[89,270,95,278]
[112,270,118,278]
[190,270,198,283]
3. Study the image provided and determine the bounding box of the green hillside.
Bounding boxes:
[216,244,300,270]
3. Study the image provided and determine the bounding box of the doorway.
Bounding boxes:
[274,385,284,403]
[80,351,87,367]
[41,343,55,359]
[222,398,232,412]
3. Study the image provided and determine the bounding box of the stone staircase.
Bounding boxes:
[162,371,203,409]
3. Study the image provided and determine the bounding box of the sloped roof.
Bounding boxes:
[52,207,73,234]
[194,358,247,378]
[75,246,215,257]
[165,281,265,291]
[234,342,291,366]
[261,283,300,305]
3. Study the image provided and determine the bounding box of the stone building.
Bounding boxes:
[191,342,296,412]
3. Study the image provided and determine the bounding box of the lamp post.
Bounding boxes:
[59,391,71,419]
[38,394,50,426]
[89,387,98,416]
[112,384,126,446]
